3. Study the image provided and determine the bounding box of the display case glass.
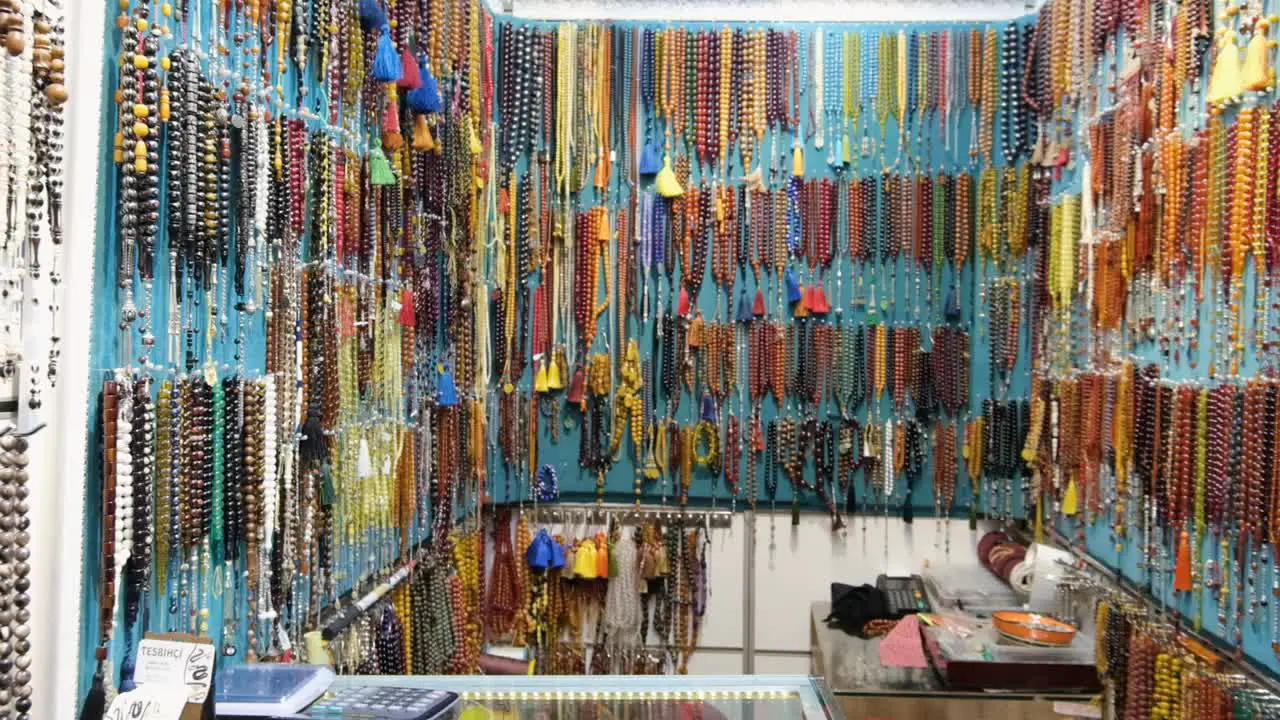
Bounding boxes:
[329,674,844,719]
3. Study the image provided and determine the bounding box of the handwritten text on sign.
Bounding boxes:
[134,638,215,704]
[105,685,188,720]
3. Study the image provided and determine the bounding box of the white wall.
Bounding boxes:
[754,512,993,673]
[37,0,105,715]
[497,511,995,675]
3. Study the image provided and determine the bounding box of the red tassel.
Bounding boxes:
[1175,529,1193,592]
[752,289,766,317]
[400,289,416,327]
[383,97,401,134]
[802,286,816,312]
[677,285,691,317]
[382,97,403,150]
[566,366,587,405]
[398,48,422,89]
[812,285,830,314]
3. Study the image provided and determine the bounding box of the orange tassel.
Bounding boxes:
[1175,529,1193,591]
[412,115,434,151]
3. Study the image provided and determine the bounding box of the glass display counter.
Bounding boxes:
[329,674,845,719]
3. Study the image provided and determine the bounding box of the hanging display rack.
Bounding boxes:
[1050,527,1280,705]
[515,502,735,529]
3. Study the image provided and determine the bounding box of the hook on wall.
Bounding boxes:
[12,422,46,439]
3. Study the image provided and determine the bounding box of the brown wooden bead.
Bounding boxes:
[4,30,23,55]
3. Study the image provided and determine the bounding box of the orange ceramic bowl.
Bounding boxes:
[992,611,1078,647]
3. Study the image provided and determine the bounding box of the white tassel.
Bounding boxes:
[357,437,374,479]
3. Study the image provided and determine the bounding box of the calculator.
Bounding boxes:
[215,664,459,720]
[299,685,459,720]
[876,574,931,617]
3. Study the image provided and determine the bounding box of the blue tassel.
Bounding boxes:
[527,529,552,570]
[700,394,718,423]
[372,27,403,83]
[438,362,459,406]
[785,267,802,304]
[406,57,442,113]
[358,0,386,29]
[945,283,961,323]
[119,653,137,692]
[549,538,566,569]
[639,136,662,175]
[736,290,753,323]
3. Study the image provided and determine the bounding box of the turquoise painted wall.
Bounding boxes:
[79,1,1038,703]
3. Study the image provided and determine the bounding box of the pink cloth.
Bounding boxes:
[878,614,928,669]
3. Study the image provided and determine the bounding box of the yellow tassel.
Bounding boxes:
[1209,31,1245,104]
[655,154,684,198]
[1243,22,1274,91]
[792,142,805,177]
[412,115,434,151]
[534,360,549,393]
[468,121,483,155]
[546,353,564,390]
[575,540,598,579]
[1062,477,1079,515]
[546,363,562,390]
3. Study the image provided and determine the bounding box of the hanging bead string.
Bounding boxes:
[80,2,1053,693]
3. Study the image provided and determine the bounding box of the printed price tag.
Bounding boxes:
[134,638,216,704]
[104,685,187,720]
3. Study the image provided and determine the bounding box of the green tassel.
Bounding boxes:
[321,464,336,506]
[370,144,396,185]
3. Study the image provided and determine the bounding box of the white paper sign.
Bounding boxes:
[1053,701,1103,718]
[104,685,188,720]
[133,638,216,704]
